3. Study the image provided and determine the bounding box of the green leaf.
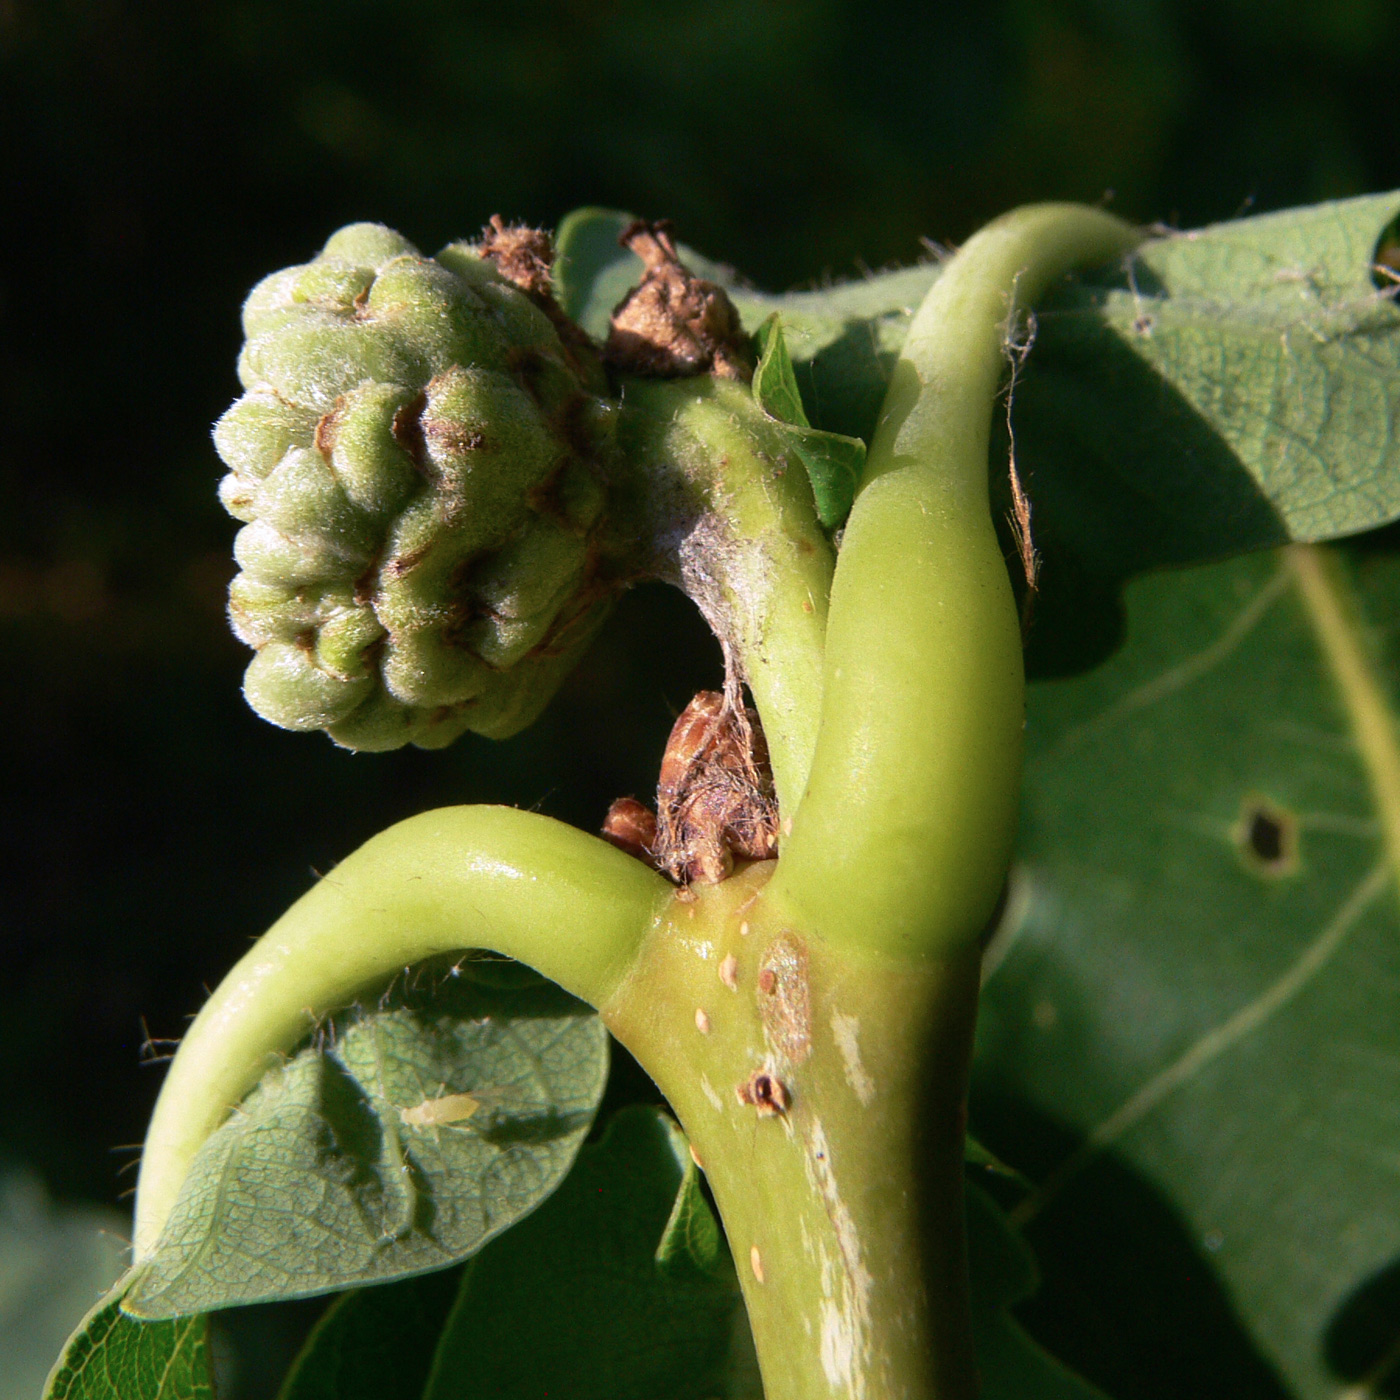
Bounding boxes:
[1,1173,129,1400]
[975,543,1400,1398]
[422,1106,756,1400]
[44,1274,213,1400]
[751,315,866,528]
[1009,190,1400,671]
[967,1184,1112,1400]
[752,314,812,427]
[127,957,608,1317]
[278,1266,464,1400]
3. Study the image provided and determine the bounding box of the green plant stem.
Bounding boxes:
[132,806,668,1259]
[604,863,982,1400]
[773,203,1141,960]
[616,377,836,815]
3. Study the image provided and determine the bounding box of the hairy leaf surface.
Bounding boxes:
[976,545,1400,1398]
[126,959,608,1317]
[1015,191,1400,585]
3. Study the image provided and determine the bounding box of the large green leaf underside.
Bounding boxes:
[126,959,608,1317]
[975,545,1400,1399]
[1015,190,1400,589]
[44,1278,212,1400]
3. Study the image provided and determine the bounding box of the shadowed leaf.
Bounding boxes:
[976,544,1400,1398]
[421,1106,755,1400]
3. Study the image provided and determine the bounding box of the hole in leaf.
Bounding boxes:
[1232,794,1300,878]
[1371,212,1400,292]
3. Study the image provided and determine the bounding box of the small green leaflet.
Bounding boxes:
[976,544,1400,1399]
[126,957,608,1317]
[44,1275,213,1400]
[966,1184,1112,1400]
[751,314,866,528]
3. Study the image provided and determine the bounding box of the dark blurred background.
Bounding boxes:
[2,0,1398,1378]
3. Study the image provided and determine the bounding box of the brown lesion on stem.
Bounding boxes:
[605,221,755,382]
[601,683,778,886]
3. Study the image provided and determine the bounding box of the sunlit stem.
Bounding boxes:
[774,203,1141,959]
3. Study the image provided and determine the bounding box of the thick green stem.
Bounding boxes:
[605,864,982,1400]
[132,806,668,1258]
[773,203,1140,960]
[617,377,835,815]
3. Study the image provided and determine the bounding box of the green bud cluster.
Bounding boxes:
[216,223,620,750]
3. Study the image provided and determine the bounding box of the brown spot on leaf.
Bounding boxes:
[1233,794,1300,878]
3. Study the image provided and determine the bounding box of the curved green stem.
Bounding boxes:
[617,377,835,815]
[773,203,1140,959]
[132,806,670,1258]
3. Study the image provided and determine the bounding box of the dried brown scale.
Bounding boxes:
[600,797,659,863]
[605,221,755,382]
[478,215,555,298]
[597,687,779,884]
[477,215,602,380]
[653,689,779,884]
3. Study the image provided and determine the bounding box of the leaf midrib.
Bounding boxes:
[1012,543,1400,1233]
[1285,543,1400,893]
